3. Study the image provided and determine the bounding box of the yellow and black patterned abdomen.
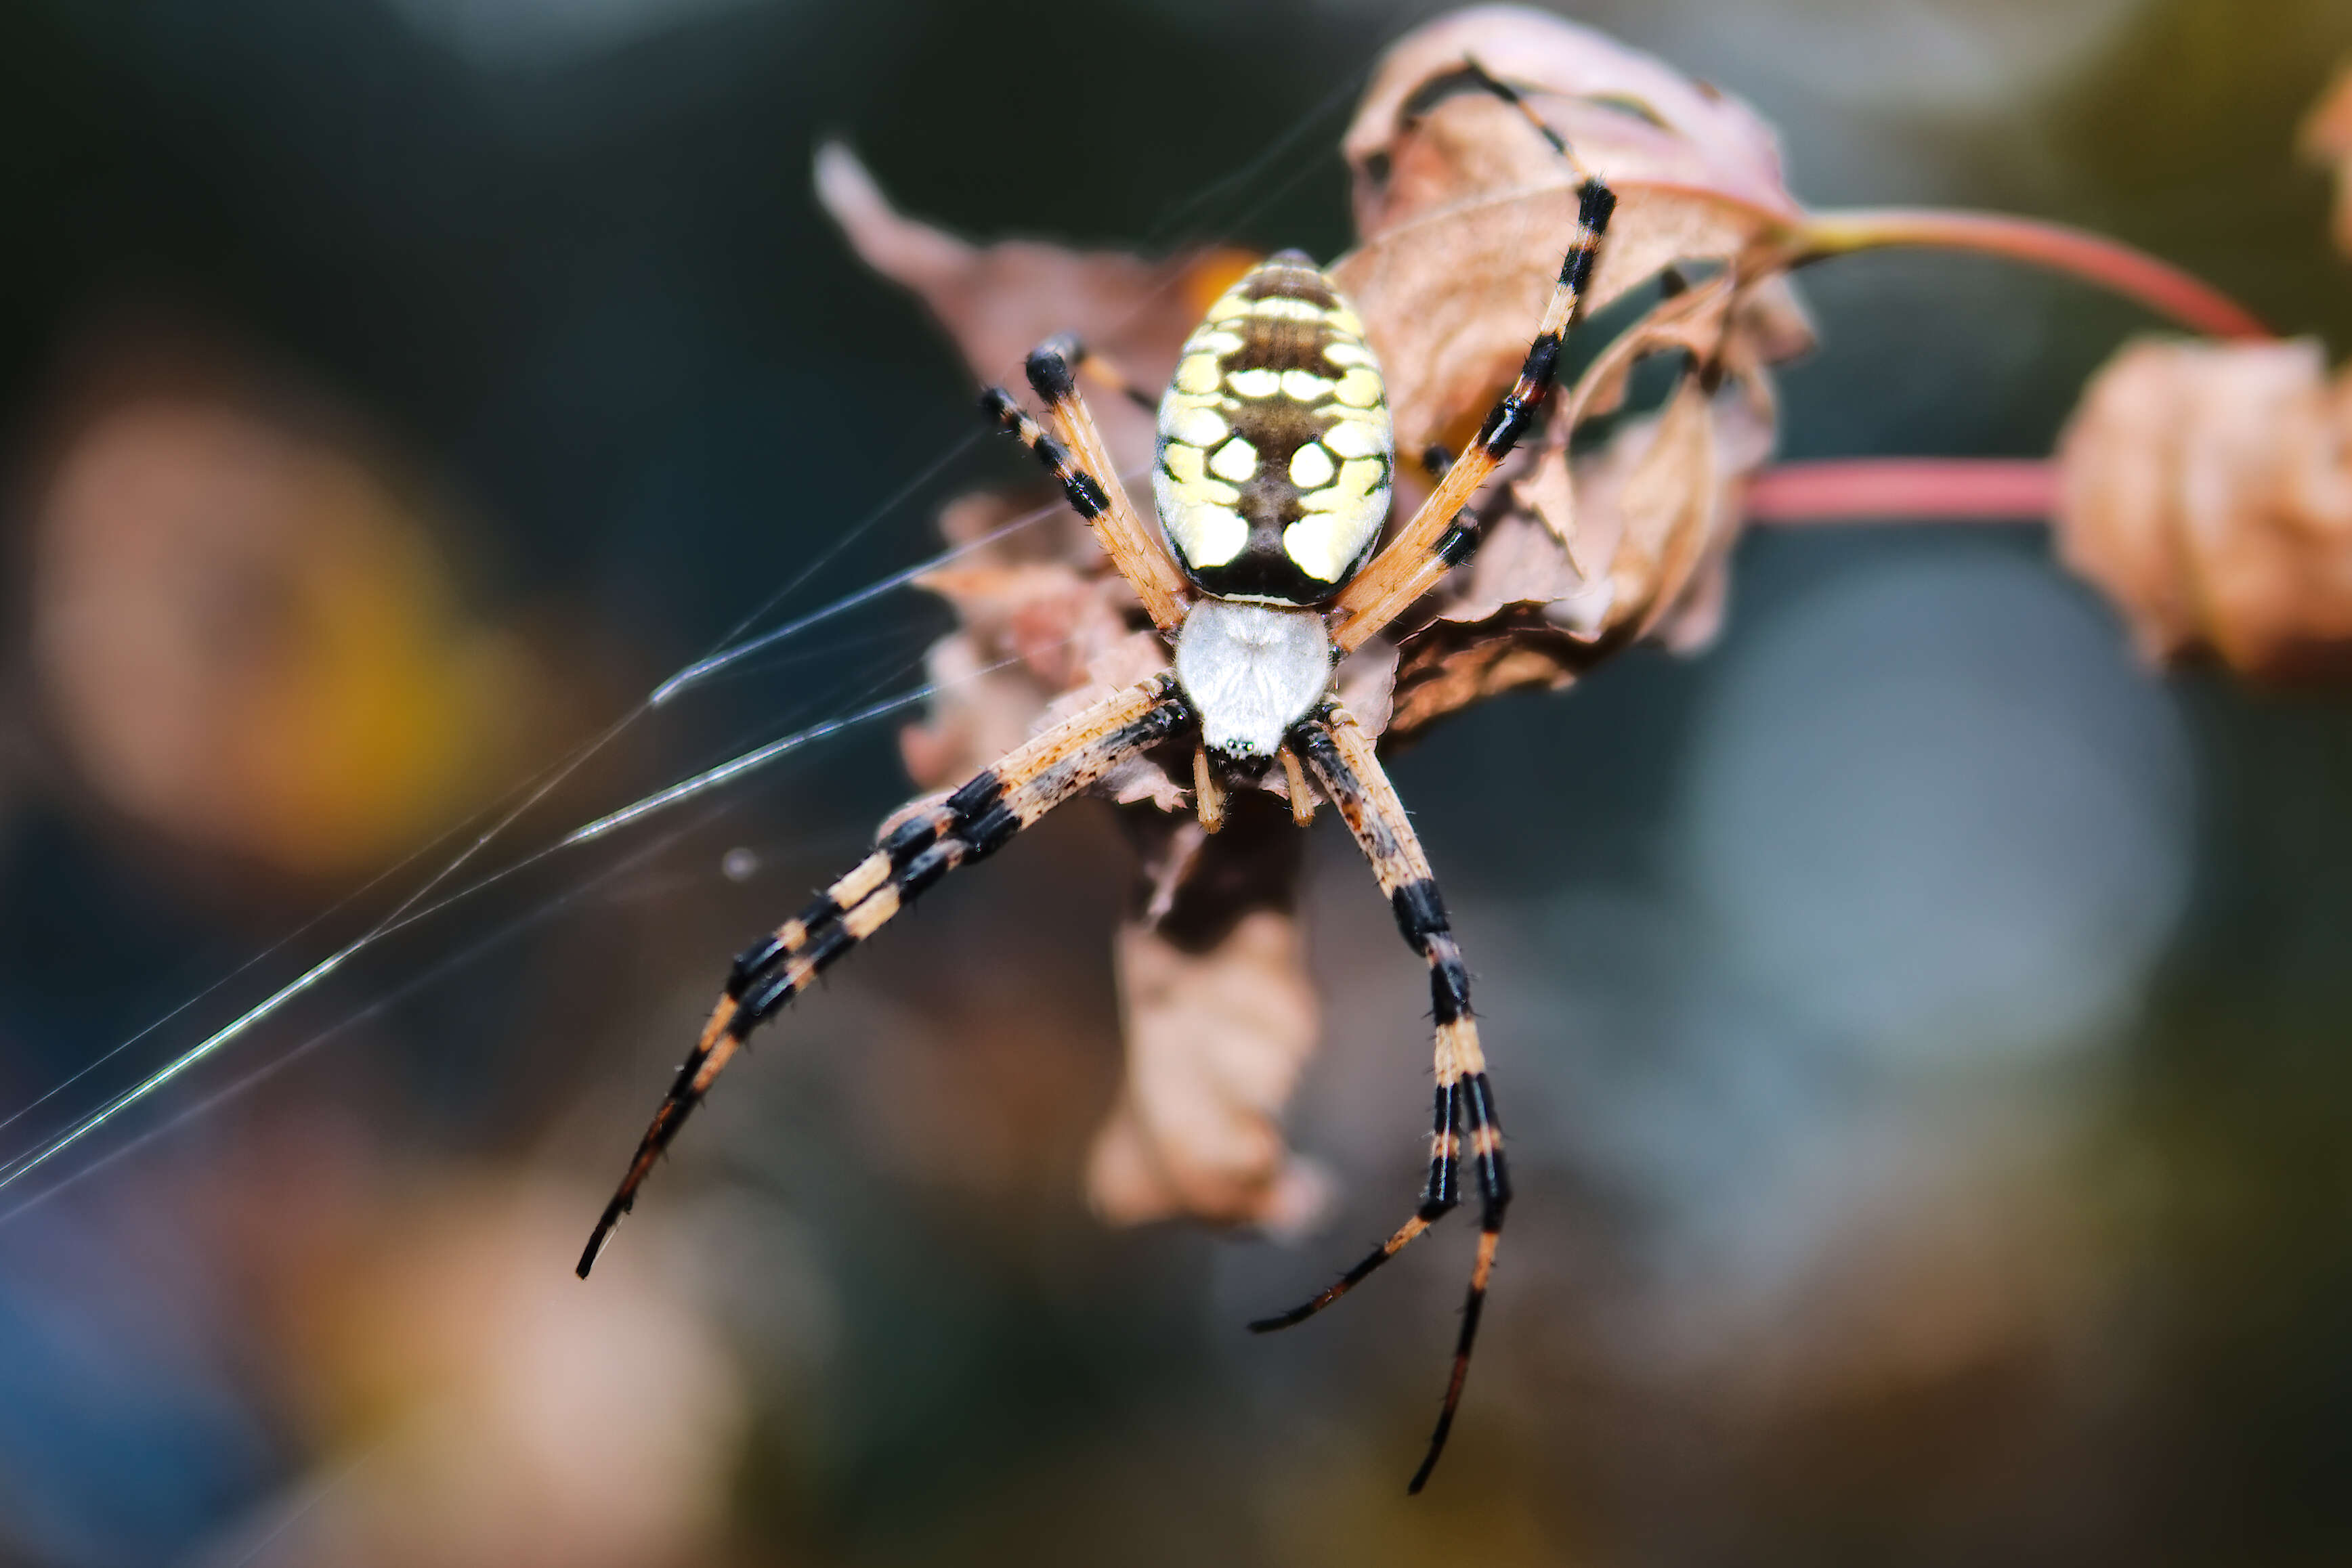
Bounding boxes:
[1153,253,1395,606]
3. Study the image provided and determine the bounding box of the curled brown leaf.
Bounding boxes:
[817,6,1820,1231]
[815,142,1252,478]
[898,496,1183,812]
[1090,908,1329,1234]
[1088,798,1327,1235]
[1324,9,1810,738]
[1389,374,1772,739]
[1336,4,1806,456]
[2057,337,2352,682]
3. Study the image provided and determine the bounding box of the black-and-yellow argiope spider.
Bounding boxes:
[578,80,1616,1494]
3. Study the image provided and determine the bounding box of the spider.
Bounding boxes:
[578,95,1617,1493]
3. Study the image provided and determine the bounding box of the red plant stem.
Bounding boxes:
[1745,458,2058,525]
[1799,208,2271,341]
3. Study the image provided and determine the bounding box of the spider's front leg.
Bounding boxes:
[981,338,1192,634]
[1253,700,1508,1494]
[1330,171,1616,651]
[578,672,1195,1276]
[1026,332,1158,414]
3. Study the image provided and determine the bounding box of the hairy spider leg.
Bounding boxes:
[1457,53,1577,160]
[1330,173,1615,652]
[578,674,1195,1277]
[1035,332,1159,414]
[1023,337,1199,623]
[983,354,1192,632]
[1252,701,1506,1495]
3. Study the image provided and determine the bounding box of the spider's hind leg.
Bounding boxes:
[1251,700,1507,1496]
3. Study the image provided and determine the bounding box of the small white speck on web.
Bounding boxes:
[721,848,759,882]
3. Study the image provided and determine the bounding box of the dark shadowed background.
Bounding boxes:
[3,1,2351,1564]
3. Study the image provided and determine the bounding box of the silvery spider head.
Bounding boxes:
[1152,252,1396,607]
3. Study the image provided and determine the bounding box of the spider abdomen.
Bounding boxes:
[1153,253,1395,607]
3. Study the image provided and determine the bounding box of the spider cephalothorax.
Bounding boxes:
[580,86,1616,1492]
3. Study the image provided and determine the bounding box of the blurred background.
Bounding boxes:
[3,0,2351,1563]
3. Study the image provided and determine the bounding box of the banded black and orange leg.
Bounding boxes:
[1458,53,1579,160]
[982,343,1192,633]
[1031,332,1157,414]
[578,672,1195,1276]
[1329,169,1615,652]
[1253,699,1505,1494]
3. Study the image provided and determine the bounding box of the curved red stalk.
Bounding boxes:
[1798,208,2270,341]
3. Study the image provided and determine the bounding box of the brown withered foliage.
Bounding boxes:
[2057,338,2352,682]
[1336,5,1812,734]
[2049,65,2352,683]
[1090,804,1331,1235]
[815,7,1819,1229]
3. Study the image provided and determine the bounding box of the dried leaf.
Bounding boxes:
[1322,5,1808,743]
[1333,5,1806,454]
[1724,271,1820,386]
[1560,270,1738,424]
[816,141,1251,473]
[1611,373,1721,631]
[2300,59,2352,261]
[1345,6,1801,229]
[821,7,1818,1229]
[914,560,1130,694]
[899,601,1180,814]
[1089,911,1329,1233]
[1387,377,1770,739]
[2057,336,2352,681]
[1086,800,1326,1234]
[1661,381,1777,652]
[898,492,1185,809]
[1335,179,1777,456]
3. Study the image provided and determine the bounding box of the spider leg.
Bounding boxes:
[578,672,1195,1277]
[1457,53,1575,160]
[1037,332,1159,414]
[1252,700,1504,1495]
[1329,173,1615,652]
[982,342,1191,632]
